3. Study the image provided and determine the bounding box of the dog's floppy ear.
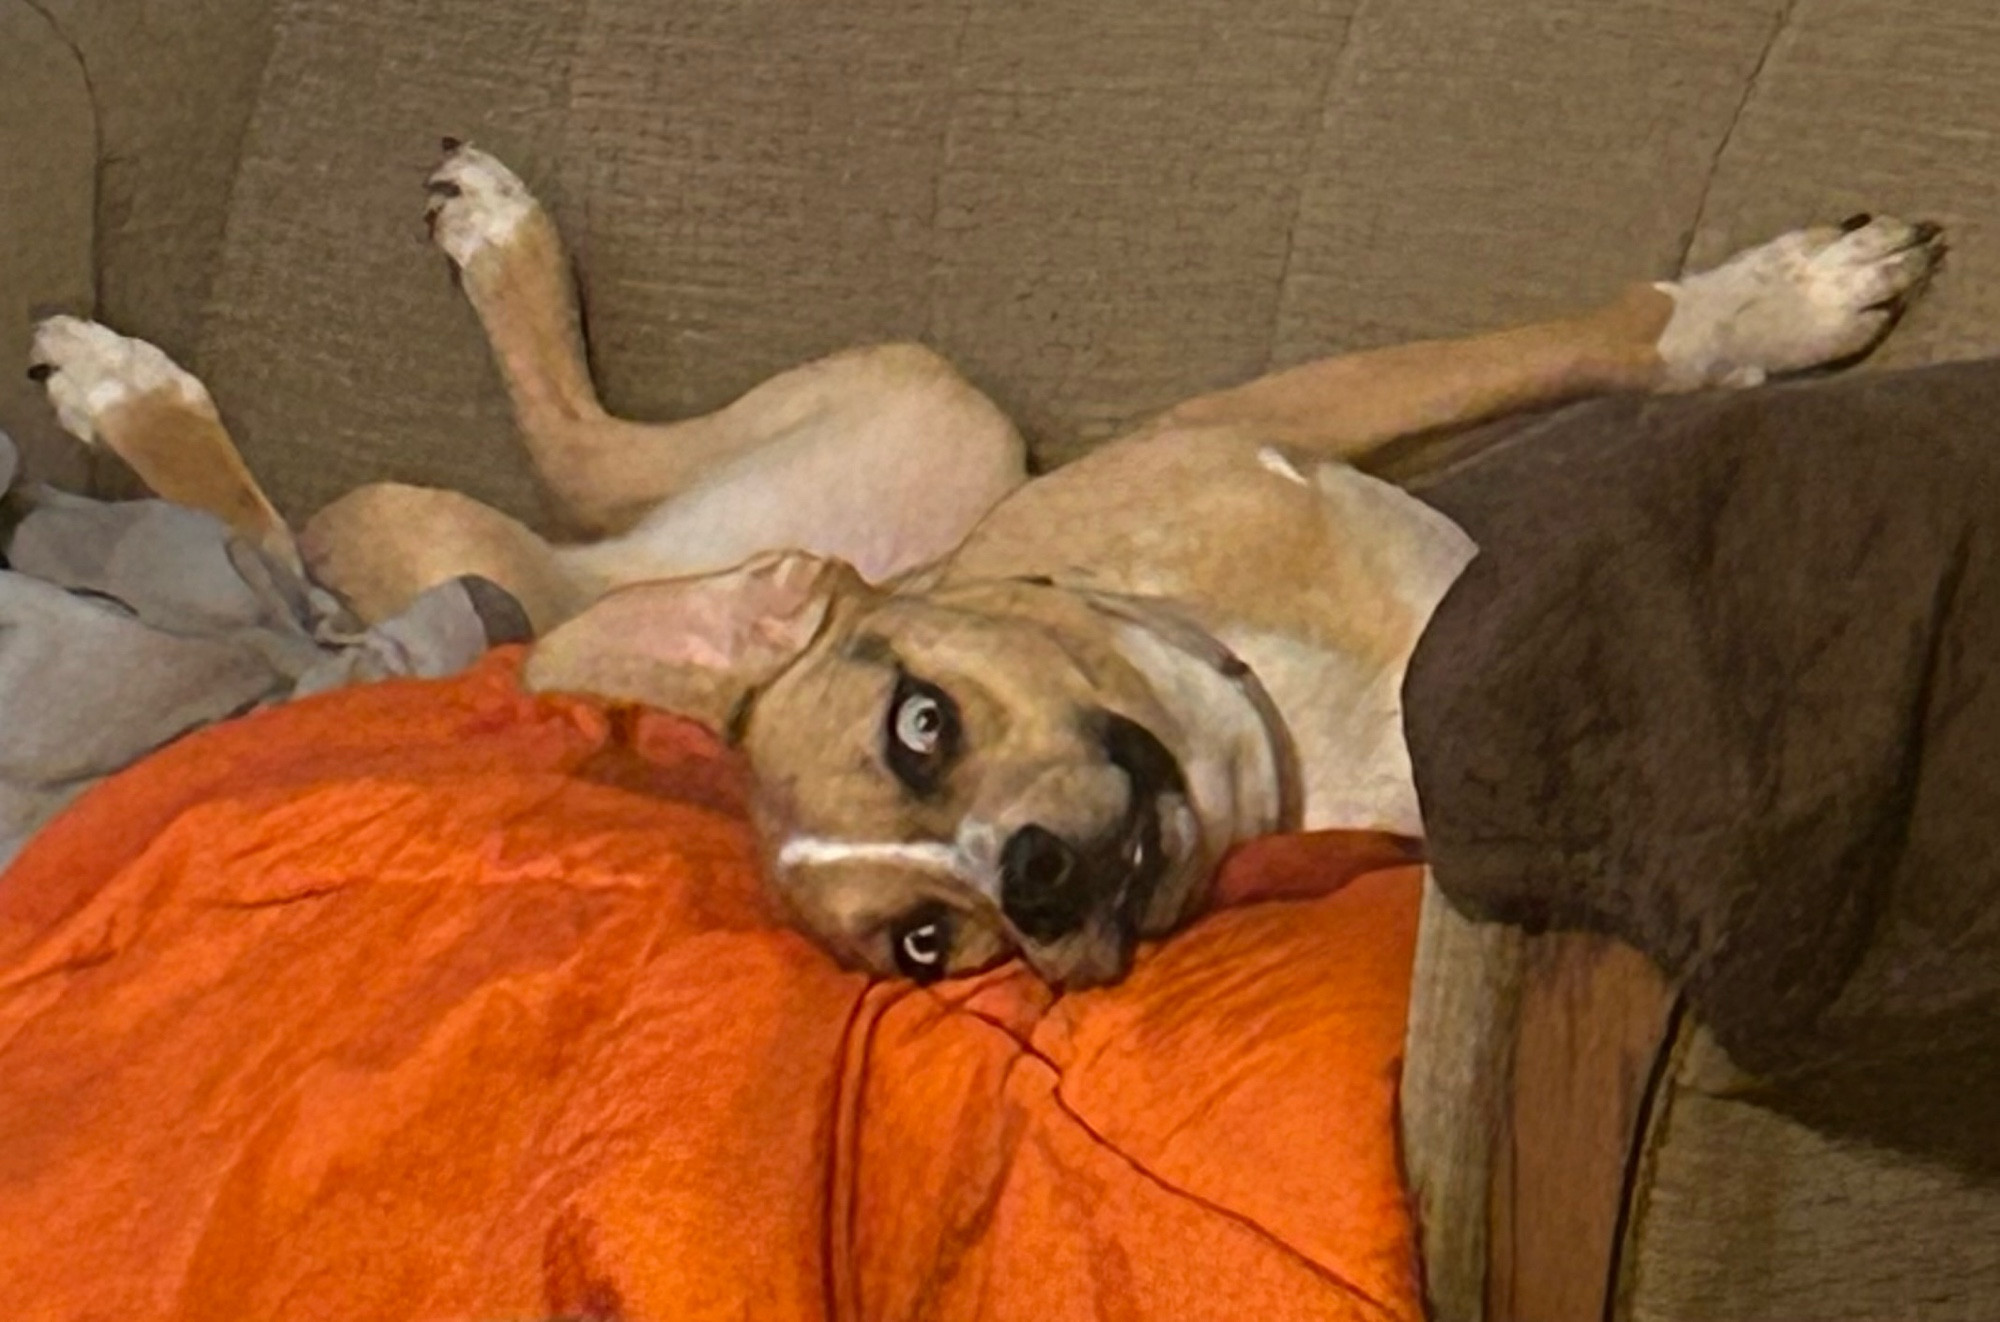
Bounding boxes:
[522,550,870,735]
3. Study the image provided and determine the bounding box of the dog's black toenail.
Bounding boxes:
[441,136,463,152]
[25,363,54,383]
[1913,221,1944,244]
[1839,213,1874,233]
[426,180,462,199]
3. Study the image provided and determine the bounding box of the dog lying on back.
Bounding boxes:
[28,141,1943,986]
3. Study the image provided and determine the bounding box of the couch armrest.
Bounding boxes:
[1399,874,1526,1322]
[2,0,278,498]
[1401,880,1680,1322]
[0,0,96,491]
[32,0,277,345]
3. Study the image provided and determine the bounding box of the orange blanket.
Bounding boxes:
[0,650,1424,1321]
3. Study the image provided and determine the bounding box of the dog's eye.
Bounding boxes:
[889,905,954,984]
[884,673,959,794]
[895,693,946,754]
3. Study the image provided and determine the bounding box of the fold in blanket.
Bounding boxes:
[1404,359,2000,1173]
[0,430,531,866]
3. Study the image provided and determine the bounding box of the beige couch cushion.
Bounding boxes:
[1623,1028,2000,1322]
[30,0,279,364]
[1270,0,1785,364]
[0,0,95,490]
[180,0,2000,527]
[192,0,592,523]
[192,0,1375,521]
[1683,0,2000,372]
[6,0,276,494]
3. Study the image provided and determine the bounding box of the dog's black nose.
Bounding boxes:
[1000,824,1090,943]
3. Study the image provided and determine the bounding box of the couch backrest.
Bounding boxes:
[169,0,2000,525]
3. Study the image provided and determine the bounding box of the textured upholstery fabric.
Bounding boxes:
[162,0,2000,524]
[1625,1028,2000,1322]
[0,0,95,490]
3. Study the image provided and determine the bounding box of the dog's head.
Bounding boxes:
[523,550,1265,987]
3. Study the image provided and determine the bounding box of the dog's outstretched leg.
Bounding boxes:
[426,141,1025,561]
[1159,215,1946,465]
[27,316,301,574]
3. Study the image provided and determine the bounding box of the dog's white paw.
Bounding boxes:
[1654,215,1945,392]
[27,315,212,445]
[425,139,540,269]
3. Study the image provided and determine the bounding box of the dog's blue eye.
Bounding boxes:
[884,673,960,795]
[895,693,945,754]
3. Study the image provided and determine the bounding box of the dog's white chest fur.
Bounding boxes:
[1225,623,1434,835]
[1219,458,1476,837]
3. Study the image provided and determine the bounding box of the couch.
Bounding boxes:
[6,1,1999,1317]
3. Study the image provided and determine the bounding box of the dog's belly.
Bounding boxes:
[561,408,1022,594]
[949,425,1476,837]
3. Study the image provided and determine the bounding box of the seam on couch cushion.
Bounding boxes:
[1602,991,1688,1322]
[0,0,98,493]
[1607,1003,1697,1322]
[1674,0,1803,276]
[1263,0,1367,376]
[15,0,101,271]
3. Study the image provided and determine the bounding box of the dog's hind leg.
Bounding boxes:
[425,143,1026,575]
[27,316,302,574]
[299,481,582,632]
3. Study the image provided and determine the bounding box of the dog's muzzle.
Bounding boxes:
[997,712,1185,947]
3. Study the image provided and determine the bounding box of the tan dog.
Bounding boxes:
[27,142,1943,987]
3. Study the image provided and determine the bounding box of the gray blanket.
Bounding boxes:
[0,431,529,868]
[1405,360,2000,1174]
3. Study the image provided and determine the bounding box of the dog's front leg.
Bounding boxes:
[1157,215,1945,464]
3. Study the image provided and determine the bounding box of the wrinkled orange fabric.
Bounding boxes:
[0,649,1424,1321]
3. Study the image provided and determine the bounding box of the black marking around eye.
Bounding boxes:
[884,671,961,798]
[1095,709,1187,796]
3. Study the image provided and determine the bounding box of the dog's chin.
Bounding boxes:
[1017,919,1131,989]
